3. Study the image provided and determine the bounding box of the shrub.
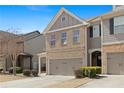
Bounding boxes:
[74,69,84,78]
[0,68,3,73]
[9,67,22,74]
[32,70,38,77]
[96,66,101,74]
[23,69,31,76]
[80,66,101,78]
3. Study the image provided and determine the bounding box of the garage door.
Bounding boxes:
[107,53,124,75]
[49,58,83,76]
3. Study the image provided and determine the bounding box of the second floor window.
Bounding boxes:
[61,32,67,46]
[89,24,101,38]
[50,34,56,48]
[114,16,124,34]
[73,30,80,44]
[93,24,100,38]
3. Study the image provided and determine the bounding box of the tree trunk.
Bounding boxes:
[13,60,16,76]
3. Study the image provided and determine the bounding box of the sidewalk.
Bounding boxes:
[45,77,92,88]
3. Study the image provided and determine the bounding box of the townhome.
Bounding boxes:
[39,5,124,76]
[0,30,45,73]
[101,5,124,74]
[24,32,46,71]
[42,8,89,75]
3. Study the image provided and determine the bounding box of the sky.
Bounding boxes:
[0,5,112,34]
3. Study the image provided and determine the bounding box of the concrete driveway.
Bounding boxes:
[79,75,124,88]
[0,74,74,88]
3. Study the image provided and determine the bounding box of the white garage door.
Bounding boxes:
[107,53,124,75]
[49,58,83,76]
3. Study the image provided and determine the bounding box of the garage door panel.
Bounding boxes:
[107,53,124,75]
[49,58,82,76]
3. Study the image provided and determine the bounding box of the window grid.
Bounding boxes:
[50,34,56,48]
[73,30,80,44]
[61,32,67,46]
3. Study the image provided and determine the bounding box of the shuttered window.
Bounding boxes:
[114,16,124,34]
[93,24,100,38]
[89,24,101,38]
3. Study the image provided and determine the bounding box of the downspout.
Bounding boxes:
[84,23,90,66]
[100,16,104,74]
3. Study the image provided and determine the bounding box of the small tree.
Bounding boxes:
[0,28,23,75]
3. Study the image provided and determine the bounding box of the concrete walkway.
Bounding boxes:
[46,77,92,88]
[0,74,74,88]
[79,75,124,88]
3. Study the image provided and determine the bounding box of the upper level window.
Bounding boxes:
[89,24,101,38]
[114,16,124,34]
[73,30,80,44]
[61,14,66,23]
[93,24,100,38]
[61,32,67,46]
[61,17,65,22]
[50,34,56,48]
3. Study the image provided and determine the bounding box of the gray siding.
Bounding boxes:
[24,34,46,69]
[113,5,124,11]
[87,21,101,66]
[49,12,81,31]
[103,19,124,43]
[87,22,101,49]
[88,37,101,49]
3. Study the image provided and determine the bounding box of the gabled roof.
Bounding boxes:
[87,16,100,23]
[43,7,88,33]
[23,30,40,36]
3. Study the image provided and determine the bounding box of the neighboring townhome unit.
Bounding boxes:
[43,8,89,75]
[101,6,124,74]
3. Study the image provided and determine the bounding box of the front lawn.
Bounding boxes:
[0,74,27,82]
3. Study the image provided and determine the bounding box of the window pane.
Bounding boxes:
[61,32,67,45]
[114,16,124,26]
[114,16,124,34]
[73,30,80,43]
[93,25,99,37]
[50,34,56,47]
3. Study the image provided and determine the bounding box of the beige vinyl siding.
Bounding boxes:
[49,12,82,31]
[103,18,124,43]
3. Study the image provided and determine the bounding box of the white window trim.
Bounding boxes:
[93,24,100,38]
[50,34,56,47]
[61,32,67,45]
[114,16,124,34]
[73,30,80,43]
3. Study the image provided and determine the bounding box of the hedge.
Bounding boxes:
[80,66,101,78]
[74,66,101,78]
[9,67,22,74]
[23,69,31,76]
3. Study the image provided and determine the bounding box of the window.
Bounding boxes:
[93,24,100,38]
[50,34,56,48]
[114,16,124,34]
[61,32,67,46]
[73,30,80,44]
[61,17,65,22]
[61,14,66,23]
